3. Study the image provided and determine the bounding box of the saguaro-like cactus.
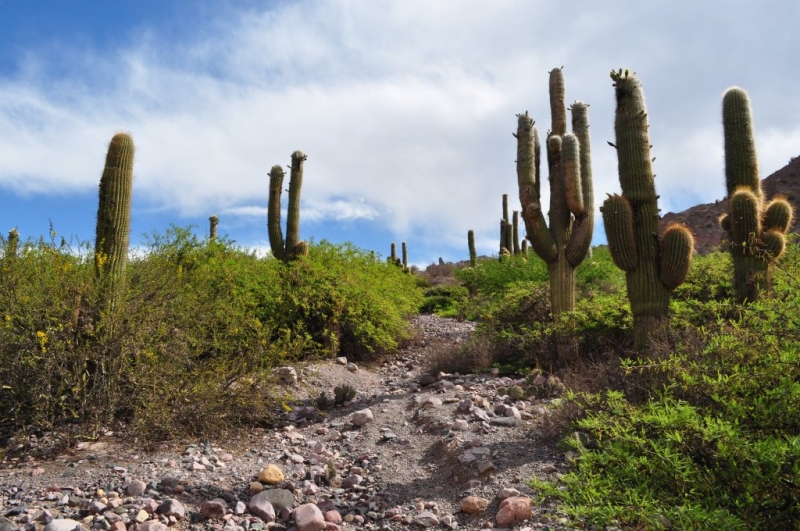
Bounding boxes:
[468,230,477,267]
[209,214,219,241]
[94,132,134,311]
[516,68,595,361]
[402,241,409,271]
[719,87,793,302]
[6,228,19,259]
[268,151,309,262]
[601,70,693,352]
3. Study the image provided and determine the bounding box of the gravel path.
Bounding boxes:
[0,315,581,531]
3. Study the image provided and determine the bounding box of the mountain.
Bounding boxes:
[660,156,800,254]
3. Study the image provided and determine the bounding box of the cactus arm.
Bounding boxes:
[601,195,639,272]
[267,165,286,260]
[564,101,595,267]
[284,150,306,259]
[723,88,761,196]
[659,224,694,290]
[549,67,567,137]
[468,230,477,267]
[512,211,521,255]
[763,197,793,232]
[562,133,584,216]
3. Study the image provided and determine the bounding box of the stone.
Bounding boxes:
[346,363,358,373]
[247,492,276,523]
[274,366,298,385]
[497,488,521,500]
[418,374,436,387]
[335,357,347,365]
[234,502,246,516]
[460,496,489,514]
[293,503,325,531]
[412,511,439,527]
[490,417,519,427]
[136,522,167,531]
[541,465,558,474]
[257,464,284,484]
[126,480,147,496]
[496,496,531,527]
[350,409,374,427]
[156,499,185,519]
[420,397,442,409]
[43,520,88,531]
[322,510,341,524]
[452,419,469,431]
[262,489,294,511]
[201,499,227,520]
[248,482,264,495]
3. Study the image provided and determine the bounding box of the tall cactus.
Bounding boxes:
[601,70,693,352]
[468,229,477,267]
[267,151,309,262]
[94,132,134,312]
[719,87,793,302]
[516,68,595,361]
[6,228,19,259]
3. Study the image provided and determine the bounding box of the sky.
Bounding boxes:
[0,0,798,266]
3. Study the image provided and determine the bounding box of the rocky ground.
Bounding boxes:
[0,315,591,531]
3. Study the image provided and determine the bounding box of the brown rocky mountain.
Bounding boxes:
[660,156,800,254]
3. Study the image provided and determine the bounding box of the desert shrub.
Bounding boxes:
[531,245,800,529]
[419,284,469,316]
[0,228,423,446]
[456,254,548,297]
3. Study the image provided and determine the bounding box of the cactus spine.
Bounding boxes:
[94,132,134,312]
[516,68,595,361]
[209,214,219,241]
[602,70,693,352]
[468,230,477,267]
[267,151,309,262]
[719,87,793,302]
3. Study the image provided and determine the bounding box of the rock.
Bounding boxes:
[275,366,298,385]
[418,374,436,387]
[136,522,167,531]
[350,409,374,427]
[412,511,439,527]
[461,496,489,514]
[346,363,358,373]
[200,499,227,520]
[335,357,347,365]
[262,489,294,511]
[496,496,531,527]
[43,520,88,531]
[156,499,185,519]
[87,500,107,514]
[322,510,341,524]
[490,417,519,427]
[293,503,325,531]
[247,492,276,523]
[541,465,558,474]
[248,481,264,495]
[420,397,442,409]
[257,464,284,484]
[497,488,521,500]
[452,419,469,431]
[126,480,147,496]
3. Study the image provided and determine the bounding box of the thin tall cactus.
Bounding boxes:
[601,69,693,352]
[719,87,794,302]
[268,151,309,262]
[94,132,134,313]
[468,230,477,267]
[209,214,219,241]
[516,68,595,361]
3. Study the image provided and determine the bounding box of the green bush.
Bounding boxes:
[0,228,422,446]
[419,284,469,316]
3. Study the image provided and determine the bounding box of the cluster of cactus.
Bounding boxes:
[334,384,356,404]
[515,68,595,360]
[719,87,794,302]
[388,242,409,272]
[601,70,694,352]
[268,151,309,262]
[94,132,135,313]
[499,194,524,259]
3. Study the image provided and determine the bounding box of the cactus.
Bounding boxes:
[334,384,356,405]
[267,151,308,262]
[601,70,694,351]
[6,228,19,259]
[94,132,134,312]
[719,87,793,302]
[512,211,521,255]
[209,214,219,241]
[468,229,477,267]
[401,241,409,271]
[516,68,595,361]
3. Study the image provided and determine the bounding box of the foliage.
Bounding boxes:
[0,228,422,445]
[531,243,800,529]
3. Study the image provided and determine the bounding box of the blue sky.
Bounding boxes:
[1,1,799,266]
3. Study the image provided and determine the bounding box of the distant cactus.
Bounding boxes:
[516,68,595,361]
[209,214,219,241]
[268,151,309,262]
[334,384,356,405]
[719,87,794,302]
[402,241,408,271]
[512,211,521,255]
[468,229,477,267]
[6,228,19,258]
[601,70,693,351]
[94,132,134,312]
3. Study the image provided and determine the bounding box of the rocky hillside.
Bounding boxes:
[660,156,800,254]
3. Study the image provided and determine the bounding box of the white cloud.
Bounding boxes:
[1,0,799,263]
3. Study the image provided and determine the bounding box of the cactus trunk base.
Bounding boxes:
[734,255,770,302]
[633,315,670,354]
[548,260,578,363]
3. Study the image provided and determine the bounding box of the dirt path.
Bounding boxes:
[0,315,578,530]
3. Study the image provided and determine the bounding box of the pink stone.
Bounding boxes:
[294,503,325,531]
[496,496,531,527]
